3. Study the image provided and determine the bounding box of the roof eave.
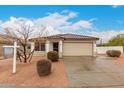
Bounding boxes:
[64,38,99,41]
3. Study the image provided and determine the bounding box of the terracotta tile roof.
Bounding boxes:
[47,33,99,40]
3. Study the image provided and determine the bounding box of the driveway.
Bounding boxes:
[64,55,124,88]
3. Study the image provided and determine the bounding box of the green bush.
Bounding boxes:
[106,50,121,57]
[47,51,59,62]
[36,59,51,76]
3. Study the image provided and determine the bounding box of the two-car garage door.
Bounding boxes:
[63,42,93,56]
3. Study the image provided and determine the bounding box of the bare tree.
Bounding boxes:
[1,23,35,63]
[1,21,50,63]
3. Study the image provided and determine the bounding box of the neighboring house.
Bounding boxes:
[29,33,99,57]
[117,34,124,37]
[0,36,13,57]
[0,35,12,59]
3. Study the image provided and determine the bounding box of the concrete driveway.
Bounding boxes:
[64,55,124,88]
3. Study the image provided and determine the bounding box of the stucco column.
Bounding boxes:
[59,40,63,58]
[46,40,50,53]
[93,42,97,57]
[31,42,35,52]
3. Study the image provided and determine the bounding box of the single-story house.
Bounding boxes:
[29,33,99,57]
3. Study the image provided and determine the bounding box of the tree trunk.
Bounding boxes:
[23,45,27,63]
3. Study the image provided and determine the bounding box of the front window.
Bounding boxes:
[35,43,45,51]
[40,43,45,51]
[35,43,39,51]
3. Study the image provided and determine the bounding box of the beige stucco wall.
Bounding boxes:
[0,44,3,57]
[96,46,123,54]
[33,51,46,56]
[49,42,53,51]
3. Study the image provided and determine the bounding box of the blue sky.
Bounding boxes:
[0,5,124,42]
[0,5,124,30]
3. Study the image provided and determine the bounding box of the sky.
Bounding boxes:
[0,5,124,43]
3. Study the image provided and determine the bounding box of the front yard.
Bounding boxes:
[1,54,124,87]
[0,56,68,87]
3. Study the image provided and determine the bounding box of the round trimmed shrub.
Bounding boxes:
[106,50,121,57]
[106,50,111,56]
[47,51,59,62]
[36,59,51,76]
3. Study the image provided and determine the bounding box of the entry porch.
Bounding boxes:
[30,39,63,58]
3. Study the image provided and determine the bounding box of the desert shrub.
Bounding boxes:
[36,59,51,76]
[106,50,121,57]
[106,50,111,56]
[47,51,59,62]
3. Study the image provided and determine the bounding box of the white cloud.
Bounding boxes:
[72,20,92,29]
[39,26,61,36]
[112,5,122,8]
[0,16,62,37]
[89,18,97,22]
[1,16,34,30]
[112,5,119,8]
[0,10,93,31]
[61,10,69,13]
[0,20,3,25]
[0,10,95,38]
[59,20,93,32]
[0,13,123,43]
[32,25,61,38]
[35,12,71,27]
[90,30,124,43]
[68,11,77,18]
[35,11,78,28]
[34,10,94,32]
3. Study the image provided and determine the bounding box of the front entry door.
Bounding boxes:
[53,42,59,52]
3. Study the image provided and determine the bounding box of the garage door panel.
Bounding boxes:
[63,42,92,56]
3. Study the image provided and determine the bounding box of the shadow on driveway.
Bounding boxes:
[64,55,124,88]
